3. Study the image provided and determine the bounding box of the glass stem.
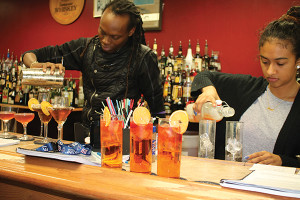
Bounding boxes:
[40,121,43,136]
[3,121,8,135]
[44,123,48,139]
[23,123,28,136]
[57,123,63,140]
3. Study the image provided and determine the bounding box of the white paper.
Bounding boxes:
[249,163,296,174]
[0,138,20,147]
[220,168,300,198]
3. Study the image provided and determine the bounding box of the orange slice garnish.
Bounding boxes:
[132,106,151,125]
[103,106,111,126]
[169,110,189,134]
[41,101,52,116]
[28,98,39,111]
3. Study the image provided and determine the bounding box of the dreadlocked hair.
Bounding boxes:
[80,0,146,99]
[103,0,146,98]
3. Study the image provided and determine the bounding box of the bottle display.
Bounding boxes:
[149,39,222,114]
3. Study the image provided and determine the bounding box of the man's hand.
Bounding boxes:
[32,62,65,75]
[246,151,282,166]
[193,85,221,114]
[23,52,65,74]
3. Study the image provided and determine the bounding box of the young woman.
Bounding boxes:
[192,6,300,167]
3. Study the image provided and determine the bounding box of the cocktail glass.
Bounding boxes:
[100,115,123,168]
[130,119,153,174]
[33,105,53,144]
[225,121,243,162]
[0,111,16,139]
[15,113,35,141]
[34,90,53,144]
[47,97,73,141]
[157,118,183,178]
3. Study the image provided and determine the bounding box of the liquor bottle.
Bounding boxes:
[72,79,79,107]
[152,38,158,55]
[202,40,210,71]
[28,86,34,100]
[23,86,29,105]
[175,41,184,68]
[172,84,184,111]
[182,68,192,106]
[164,78,173,117]
[2,83,9,104]
[68,79,74,107]
[185,40,194,71]
[214,51,221,71]
[209,51,217,71]
[201,100,235,122]
[4,49,12,73]
[158,47,167,80]
[14,86,24,105]
[78,76,84,107]
[194,40,202,72]
[62,85,69,106]
[8,86,16,104]
[163,73,171,98]
[166,42,174,75]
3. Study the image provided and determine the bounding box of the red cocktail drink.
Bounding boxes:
[15,113,35,141]
[157,118,182,178]
[0,111,16,139]
[33,108,52,123]
[100,115,123,168]
[130,120,153,174]
[0,112,15,121]
[14,113,35,124]
[48,106,73,140]
[48,107,72,124]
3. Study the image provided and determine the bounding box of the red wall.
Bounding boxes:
[0,0,299,78]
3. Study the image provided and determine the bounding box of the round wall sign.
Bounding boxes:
[49,0,85,25]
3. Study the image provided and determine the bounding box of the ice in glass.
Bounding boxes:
[100,115,123,168]
[130,119,153,174]
[157,118,183,178]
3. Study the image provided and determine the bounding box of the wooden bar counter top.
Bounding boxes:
[0,134,295,200]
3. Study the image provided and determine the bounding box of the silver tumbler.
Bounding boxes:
[20,68,64,88]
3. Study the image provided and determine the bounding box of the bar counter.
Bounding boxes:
[0,134,296,200]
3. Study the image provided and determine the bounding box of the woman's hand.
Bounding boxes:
[246,151,282,166]
[193,85,221,114]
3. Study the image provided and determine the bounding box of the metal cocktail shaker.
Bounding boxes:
[20,68,64,88]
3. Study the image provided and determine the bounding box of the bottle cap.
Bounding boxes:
[215,100,222,106]
[222,107,235,117]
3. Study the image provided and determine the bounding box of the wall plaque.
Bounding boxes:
[49,0,85,25]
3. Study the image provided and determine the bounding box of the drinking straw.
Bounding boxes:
[116,100,120,115]
[109,97,116,115]
[105,98,113,114]
[124,109,133,129]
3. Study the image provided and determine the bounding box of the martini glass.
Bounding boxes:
[14,113,35,141]
[48,97,73,141]
[34,89,54,144]
[0,111,16,139]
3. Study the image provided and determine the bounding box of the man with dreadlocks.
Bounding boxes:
[22,0,165,149]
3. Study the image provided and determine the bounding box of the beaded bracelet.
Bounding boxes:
[30,60,39,68]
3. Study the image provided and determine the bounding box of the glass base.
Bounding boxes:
[18,135,34,141]
[34,137,54,144]
[0,133,17,139]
